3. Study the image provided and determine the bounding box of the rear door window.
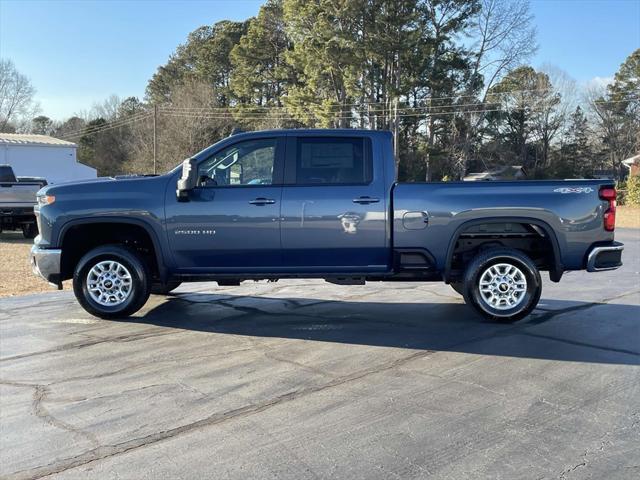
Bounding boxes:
[294,137,372,185]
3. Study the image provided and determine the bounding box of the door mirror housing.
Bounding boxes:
[177,157,198,202]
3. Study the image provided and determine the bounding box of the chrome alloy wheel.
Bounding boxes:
[478,263,527,311]
[86,260,133,307]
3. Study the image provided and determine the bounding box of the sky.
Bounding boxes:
[0,0,638,121]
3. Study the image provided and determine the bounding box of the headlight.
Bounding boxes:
[37,195,56,207]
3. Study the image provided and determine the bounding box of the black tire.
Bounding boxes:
[73,245,151,319]
[22,223,38,239]
[150,281,182,295]
[450,282,464,296]
[462,248,541,323]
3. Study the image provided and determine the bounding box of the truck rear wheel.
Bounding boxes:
[22,223,38,239]
[73,245,151,319]
[462,248,541,323]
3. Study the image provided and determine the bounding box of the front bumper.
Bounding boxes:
[30,245,62,287]
[586,242,624,272]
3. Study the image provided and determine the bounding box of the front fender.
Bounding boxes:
[57,216,169,281]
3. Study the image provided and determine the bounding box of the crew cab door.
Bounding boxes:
[165,136,285,271]
[280,134,389,272]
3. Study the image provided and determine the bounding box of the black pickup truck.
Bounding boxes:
[0,165,46,238]
[31,129,623,321]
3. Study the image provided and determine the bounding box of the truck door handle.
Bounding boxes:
[352,196,380,205]
[249,198,276,205]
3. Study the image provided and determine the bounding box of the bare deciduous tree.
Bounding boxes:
[458,0,537,175]
[90,95,123,122]
[0,59,38,132]
[126,81,237,174]
[586,84,638,177]
[471,0,537,95]
[532,66,576,170]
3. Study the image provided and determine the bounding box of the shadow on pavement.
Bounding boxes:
[133,293,640,366]
[0,231,32,244]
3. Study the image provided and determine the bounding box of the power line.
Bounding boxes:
[60,111,151,139]
[157,96,639,115]
[158,105,565,121]
[157,98,639,120]
[156,88,558,111]
[157,90,640,112]
[62,113,152,140]
[57,95,638,141]
[61,112,152,140]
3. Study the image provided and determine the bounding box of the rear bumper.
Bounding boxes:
[30,245,62,286]
[1,206,36,226]
[586,242,624,272]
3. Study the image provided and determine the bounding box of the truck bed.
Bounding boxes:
[392,179,615,272]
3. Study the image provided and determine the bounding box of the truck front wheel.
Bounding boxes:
[73,245,151,319]
[150,281,182,295]
[462,248,541,323]
[450,282,464,296]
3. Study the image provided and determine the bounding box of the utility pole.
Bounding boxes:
[152,105,158,175]
[393,52,400,166]
[393,96,399,161]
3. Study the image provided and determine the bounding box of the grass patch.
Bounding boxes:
[0,232,66,297]
[617,206,640,229]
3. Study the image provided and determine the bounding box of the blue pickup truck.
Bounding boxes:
[31,129,623,322]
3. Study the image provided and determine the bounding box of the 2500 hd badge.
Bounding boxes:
[174,229,216,235]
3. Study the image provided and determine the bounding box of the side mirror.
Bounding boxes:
[176,157,198,202]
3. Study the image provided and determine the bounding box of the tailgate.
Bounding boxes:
[0,183,39,207]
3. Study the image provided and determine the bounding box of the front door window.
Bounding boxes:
[198,139,277,187]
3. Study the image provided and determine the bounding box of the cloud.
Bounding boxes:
[584,76,613,90]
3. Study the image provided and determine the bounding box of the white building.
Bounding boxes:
[623,153,640,177]
[0,133,97,184]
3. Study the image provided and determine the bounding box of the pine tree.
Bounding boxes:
[484,66,561,172]
[418,0,479,180]
[282,0,365,128]
[230,0,297,129]
[31,116,53,135]
[557,106,592,178]
[146,21,248,105]
[591,49,639,178]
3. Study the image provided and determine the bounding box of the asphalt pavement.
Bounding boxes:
[1,229,639,479]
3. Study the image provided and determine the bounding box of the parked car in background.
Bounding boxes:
[0,164,46,238]
[31,129,623,321]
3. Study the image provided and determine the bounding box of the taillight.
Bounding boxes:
[599,187,616,231]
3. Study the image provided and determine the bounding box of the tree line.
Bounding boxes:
[1,0,638,182]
